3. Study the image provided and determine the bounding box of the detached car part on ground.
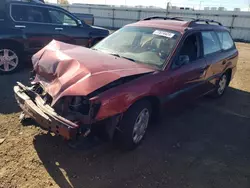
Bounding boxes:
[14,17,238,150]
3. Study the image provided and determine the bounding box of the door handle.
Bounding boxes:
[15,25,26,28]
[55,28,63,31]
[199,66,208,77]
[200,66,208,73]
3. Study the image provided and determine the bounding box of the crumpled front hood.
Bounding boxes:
[32,40,155,103]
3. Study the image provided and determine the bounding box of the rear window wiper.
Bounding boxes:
[110,53,136,62]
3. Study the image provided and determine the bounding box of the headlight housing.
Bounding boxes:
[69,96,90,115]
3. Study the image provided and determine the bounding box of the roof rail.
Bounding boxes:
[11,0,45,3]
[142,16,172,21]
[142,16,186,21]
[170,17,196,21]
[142,16,223,26]
[190,19,222,26]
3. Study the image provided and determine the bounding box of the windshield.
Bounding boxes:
[93,26,180,68]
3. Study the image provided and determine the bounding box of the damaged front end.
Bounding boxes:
[14,40,156,141]
[14,82,100,140]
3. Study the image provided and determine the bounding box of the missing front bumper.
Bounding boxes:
[14,83,80,140]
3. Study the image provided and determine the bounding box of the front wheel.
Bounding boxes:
[115,100,152,150]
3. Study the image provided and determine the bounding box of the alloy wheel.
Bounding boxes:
[132,108,150,144]
[218,74,227,95]
[0,49,19,72]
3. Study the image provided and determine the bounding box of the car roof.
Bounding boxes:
[8,0,63,10]
[127,17,229,33]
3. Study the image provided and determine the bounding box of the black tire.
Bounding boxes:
[115,100,152,150]
[210,73,229,98]
[0,44,22,75]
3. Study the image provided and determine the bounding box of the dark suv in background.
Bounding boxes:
[0,0,109,74]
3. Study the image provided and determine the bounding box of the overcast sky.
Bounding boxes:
[48,0,249,10]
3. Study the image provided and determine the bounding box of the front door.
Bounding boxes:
[47,7,90,47]
[167,32,208,105]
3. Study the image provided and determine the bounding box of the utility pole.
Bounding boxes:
[166,2,171,16]
[199,0,203,10]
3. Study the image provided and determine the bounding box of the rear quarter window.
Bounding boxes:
[217,31,235,50]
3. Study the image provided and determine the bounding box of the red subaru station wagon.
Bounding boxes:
[14,17,238,150]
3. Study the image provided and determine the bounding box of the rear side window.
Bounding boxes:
[48,9,77,26]
[11,5,50,23]
[201,31,221,55]
[217,31,234,50]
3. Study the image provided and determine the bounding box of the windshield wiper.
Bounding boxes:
[110,53,136,62]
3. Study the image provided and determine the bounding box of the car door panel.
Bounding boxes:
[169,58,208,104]
[10,3,57,55]
[172,32,208,102]
[55,26,91,46]
[161,32,209,107]
[21,23,58,54]
[204,52,224,89]
[201,31,226,91]
[202,31,237,92]
[48,8,90,47]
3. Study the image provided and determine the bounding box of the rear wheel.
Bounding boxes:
[115,100,152,150]
[0,45,22,74]
[211,73,229,97]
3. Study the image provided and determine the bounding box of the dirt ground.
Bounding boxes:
[1,43,250,188]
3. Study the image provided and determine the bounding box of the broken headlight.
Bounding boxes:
[69,96,90,115]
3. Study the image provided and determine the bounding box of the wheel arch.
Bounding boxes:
[225,68,232,85]
[128,95,161,121]
[0,39,24,51]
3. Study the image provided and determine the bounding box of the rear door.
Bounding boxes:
[165,32,208,105]
[47,7,91,47]
[216,31,238,71]
[201,31,225,91]
[10,3,57,55]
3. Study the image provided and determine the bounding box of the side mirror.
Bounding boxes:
[176,55,189,67]
[77,19,83,27]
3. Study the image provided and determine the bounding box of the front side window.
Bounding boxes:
[172,33,201,68]
[201,31,221,55]
[217,31,234,50]
[93,26,180,68]
[48,9,77,26]
[11,5,49,23]
[179,34,200,62]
